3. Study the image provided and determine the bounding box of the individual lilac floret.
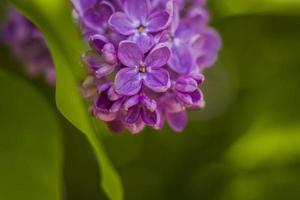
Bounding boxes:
[115,41,170,95]
[1,9,55,85]
[109,0,171,52]
[123,94,161,127]
[74,0,221,134]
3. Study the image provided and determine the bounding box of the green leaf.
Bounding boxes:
[214,0,300,17]
[0,70,62,200]
[6,1,123,199]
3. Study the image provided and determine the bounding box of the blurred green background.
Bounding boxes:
[1,0,300,200]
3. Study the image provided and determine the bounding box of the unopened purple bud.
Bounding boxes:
[102,43,117,64]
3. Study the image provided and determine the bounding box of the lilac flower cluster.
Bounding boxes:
[73,0,221,133]
[2,9,55,84]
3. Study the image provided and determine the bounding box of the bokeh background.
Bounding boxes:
[1,0,300,200]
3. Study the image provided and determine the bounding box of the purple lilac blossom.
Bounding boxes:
[73,0,221,134]
[1,9,55,85]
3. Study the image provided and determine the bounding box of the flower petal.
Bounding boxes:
[129,33,154,53]
[71,0,97,17]
[126,105,142,124]
[124,118,145,134]
[94,111,118,122]
[115,68,142,96]
[107,86,121,101]
[147,11,170,32]
[94,63,115,79]
[190,89,204,108]
[107,120,125,133]
[166,111,188,132]
[88,34,107,54]
[124,0,150,22]
[175,21,197,42]
[109,12,134,35]
[176,89,204,107]
[110,99,124,112]
[144,44,170,68]
[204,28,222,52]
[162,93,185,113]
[141,107,159,126]
[141,95,157,112]
[176,92,193,105]
[187,73,205,84]
[123,95,140,110]
[118,41,143,67]
[175,77,198,93]
[95,90,113,112]
[82,50,104,71]
[144,68,170,93]
[169,43,193,74]
[83,1,114,30]
[197,28,222,68]
[102,43,117,64]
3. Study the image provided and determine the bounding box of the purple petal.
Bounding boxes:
[94,111,117,122]
[190,35,204,55]
[82,51,104,70]
[118,41,143,67]
[98,82,112,93]
[175,21,196,42]
[141,107,158,126]
[71,0,97,17]
[140,95,157,112]
[124,0,150,22]
[126,105,142,124]
[190,89,204,107]
[187,73,205,84]
[161,93,185,113]
[110,99,124,112]
[166,111,188,132]
[176,89,203,107]
[123,95,140,110]
[144,44,170,68]
[147,11,170,32]
[83,1,114,30]
[144,68,170,92]
[109,12,134,35]
[176,92,193,105]
[97,1,115,21]
[203,28,222,53]
[88,34,107,54]
[115,68,142,96]
[124,118,145,134]
[170,1,179,34]
[82,51,114,78]
[197,53,218,69]
[102,43,117,64]
[94,63,115,79]
[169,43,193,74]
[156,30,172,43]
[175,77,198,93]
[93,89,119,121]
[107,120,124,133]
[129,33,154,53]
[95,90,113,111]
[107,86,122,101]
[153,107,164,129]
[187,8,210,33]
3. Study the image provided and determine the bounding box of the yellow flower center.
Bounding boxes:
[138,66,146,73]
[138,25,145,33]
